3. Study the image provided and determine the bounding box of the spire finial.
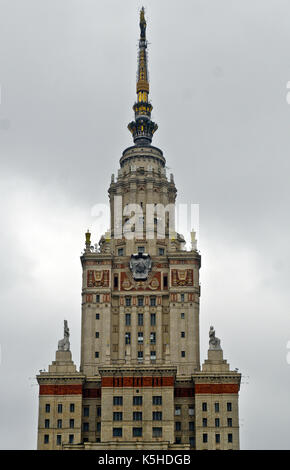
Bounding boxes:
[128,8,158,146]
[140,6,146,39]
[85,229,91,252]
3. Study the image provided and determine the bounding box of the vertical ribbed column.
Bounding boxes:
[156,304,162,364]
[119,305,125,364]
[131,305,137,364]
[144,304,150,364]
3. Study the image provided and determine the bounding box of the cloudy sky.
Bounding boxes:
[0,0,290,449]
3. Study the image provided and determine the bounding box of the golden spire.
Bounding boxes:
[128,8,158,146]
[137,7,149,100]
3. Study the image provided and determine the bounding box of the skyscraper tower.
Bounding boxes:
[36,8,241,450]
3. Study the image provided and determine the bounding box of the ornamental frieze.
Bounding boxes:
[87,270,110,288]
[120,271,161,291]
[171,269,193,287]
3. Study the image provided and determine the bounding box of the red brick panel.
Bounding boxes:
[174,388,194,397]
[101,376,174,388]
[39,384,82,395]
[195,384,239,394]
[83,388,101,398]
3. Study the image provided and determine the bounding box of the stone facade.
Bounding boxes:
[36,8,241,451]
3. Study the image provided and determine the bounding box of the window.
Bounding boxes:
[227,418,232,427]
[181,294,185,302]
[96,313,100,320]
[181,312,185,319]
[175,422,181,431]
[175,437,181,444]
[150,313,156,326]
[175,406,181,416]
[202,418,207,427]
[125,297,131,306]
[189,437,195,447]
[83,423,89,432]
[133,427,142,437]
[95,332,99,338]
[118,248,124,256]
[158,248,165,256]
[97,422,101,432]
[133,412,142,421]
[133,396,142,406]
[45,419,50,429]
[44,435,49,444]
[227,402,232,412]
[113,396,123,406]
[150,351,156,361]
[83,438,89,442]
[150,297,156,306]
[150,332,156,344]
[153,396,162,405]
[203,433,208,443]
[70,419,74,429]
[228,433,233,443]
[215,418,220,428]
[202,402,207,412]
[215,402,219,413]
[84,407,89,417]
[125,332,131,345]
[56,435,62,446]
[95,351,99,358]
[138,313,143,326]
[188,406,194,416]
[216,434,220,444]
[163,275,168,288]
[69,434,74,444]
[138,246,145,253]
[70,403,75,413]
[138,297,144,307]
[125,314,131,326]
[45,404,50,413]
[96,295,100,303]
[58,404,62,413]
[97,406,101,417]
[114,275,118,288]
[153,411,162,421]
[113,428,122,437]
[57,419,62,429]
[96,438,100,442]
[181,331,185,338]
[152,427,162,437]
[189,422,194,431]
[181,351,185,357]
[138,332,143,344]
[113,412,123,421]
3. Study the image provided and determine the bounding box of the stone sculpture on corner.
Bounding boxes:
[58,320,70,351]
[209,325,221,350]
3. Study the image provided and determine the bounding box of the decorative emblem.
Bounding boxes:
[171,269,193,287]
[129,253,152,281]
[87,270,110,287]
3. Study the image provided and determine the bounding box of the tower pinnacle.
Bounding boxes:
[128,8,158,146]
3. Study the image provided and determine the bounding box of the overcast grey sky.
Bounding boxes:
[0,0,290,449]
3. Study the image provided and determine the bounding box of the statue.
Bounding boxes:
[209,325,221,350]
[58,320,70,351]
[129,253,152,281]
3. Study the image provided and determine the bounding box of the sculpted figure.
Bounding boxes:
[58,320,70,351]
[209,325,221,350]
